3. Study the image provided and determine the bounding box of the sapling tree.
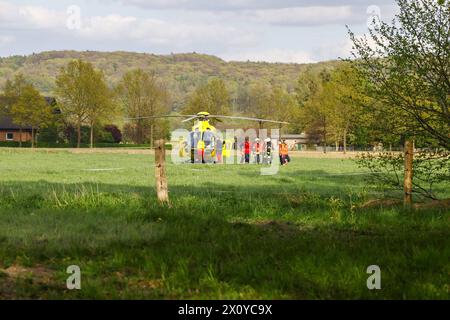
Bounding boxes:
[348,0,450,205]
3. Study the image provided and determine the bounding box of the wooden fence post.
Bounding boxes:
[155,139,169,204]
[404,139,414,207]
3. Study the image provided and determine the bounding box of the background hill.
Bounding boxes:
[0,51,339,112]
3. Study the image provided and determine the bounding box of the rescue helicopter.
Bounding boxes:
[126,111,289,163]
[127,111,288,135]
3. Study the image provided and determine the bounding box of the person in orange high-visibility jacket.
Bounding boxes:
[278,141,283,165]
[279,140,289,165]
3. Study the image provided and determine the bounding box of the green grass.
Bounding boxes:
[0,149,449,299]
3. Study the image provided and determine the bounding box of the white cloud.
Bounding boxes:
[251,6,357,26]
[0,1,66,29]
[0,1,258,50]
[222,49,316,64]
[0,0,395,62]
[312,32,382,61]
[0,35,14,46]
[73,14,257,48]
[18,5,66,29]
[115,0,394,11]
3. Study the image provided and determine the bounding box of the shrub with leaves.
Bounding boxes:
[355,150,450,200]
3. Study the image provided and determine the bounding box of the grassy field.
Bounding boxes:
[0,148,448,299]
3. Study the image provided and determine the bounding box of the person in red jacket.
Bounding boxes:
[244,137,251,164]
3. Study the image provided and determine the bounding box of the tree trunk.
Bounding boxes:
[137,119,143,145]
[343,127,348,154]
[19,127,22,148]
[335,140,339,152]
[90,122,94,149]
[31,128,35,148]
[77,122,81,148]
[404,139,414,207]
[155,139,169,204]
[150,123,154,148]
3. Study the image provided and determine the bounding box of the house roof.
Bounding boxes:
[0,116,32,130]
[281,134,308,140]
[0,96,58,130]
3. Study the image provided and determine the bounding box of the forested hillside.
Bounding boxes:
[0,51,339,112]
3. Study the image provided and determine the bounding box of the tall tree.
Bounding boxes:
[3,74,27,99]
[183,78,231,117]
[300,90,332,152]
[56,60,112,148]
[2,74,30,147]
[297,69,333,152]
[323,64,367,153]
[247,82,271,121]
[10,84,53,148]
[116,69,170,145]
[348,0,450,149]
[85,72,115,148]
[269,86,297,125]
[296,68,322,107]
[349,0,450,205]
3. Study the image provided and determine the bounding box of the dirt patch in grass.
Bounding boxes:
[2,264,53,280]
[359,199,403,209]
[131,278,164,290]
[69,148,153,155]
[0,264,55,299]
[290,151,375,159]
[413,199,450,210]
[359,198,450,211]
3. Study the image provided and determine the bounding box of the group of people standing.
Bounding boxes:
[185,129,291,165]
[239,137,272,164]
[239,138,291,166]
[188,128,228,164]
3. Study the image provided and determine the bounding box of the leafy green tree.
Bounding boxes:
[348,0,450,205]
[56,60,113,148]
[322,64,368,153]
[268,86,298,133]
[183,78,231,117]
[234,81,297,133]
[300,93,332,152]
[247,82,272,121]
[116,69,170,145]
[85,73,115,148]
[11,84,53,148]
[2,74,28,115]
[348,0,450,148]
[2,74,32,147]
[296,69,333,151]
[3,74,27,99]
[296,68,322,107]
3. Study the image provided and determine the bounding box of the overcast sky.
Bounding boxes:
[0,0,398,63]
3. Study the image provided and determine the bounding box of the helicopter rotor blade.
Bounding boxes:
[125,115,196,121]
[208,115,289,125]
[125,114,289,125]
[181,115,199,123]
